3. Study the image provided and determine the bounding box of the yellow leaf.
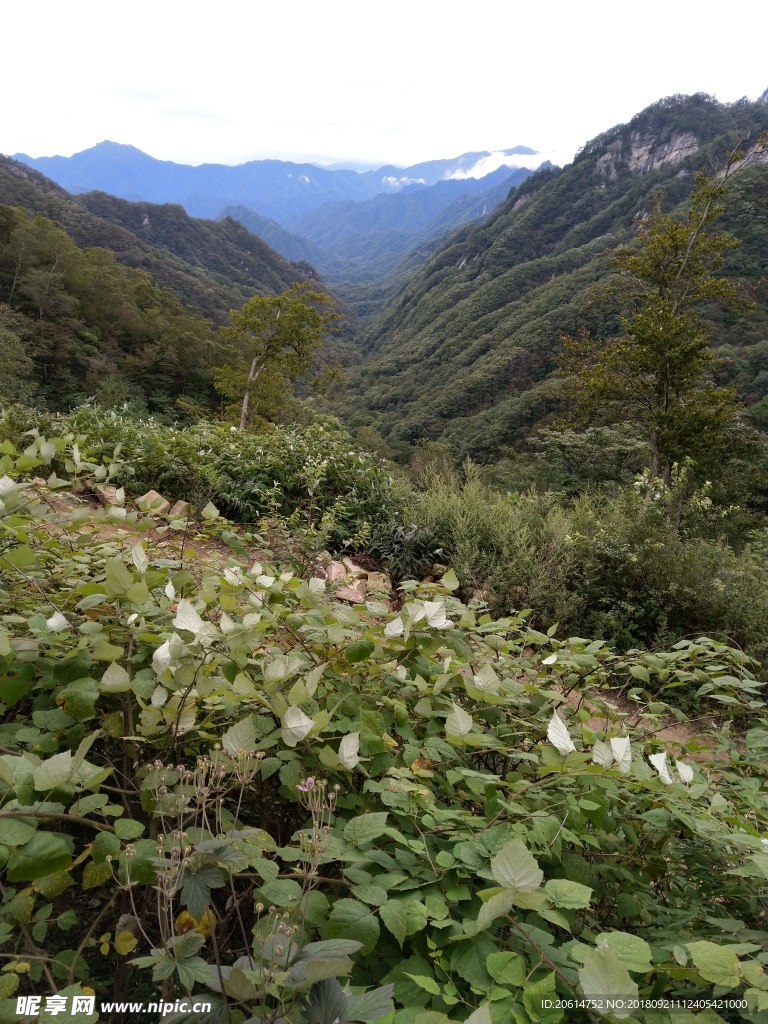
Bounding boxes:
[175,909,216,936]
[114,931,138,955]
[175,911,197,934]
[411,757,434,776]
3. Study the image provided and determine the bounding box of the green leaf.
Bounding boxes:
[539,907,572,932]
[406,974,441,995]
[486,951,526,987]
[544,879,593,909]
[594,932,652,973]
[524,972,562,1024]
[343,812,389,846]
[324,899,380,956]
[578,943,638,1019]
[92,640,124,662]
[297,939,363,961]
[56,910,78,932]
[104,556,135,598]
[380,899,408,946]
[7,832,74,882]
[100,662,131,692]
[259,879,303,906]
[345,639,375,664]
[1,819,37,846]
[450,938,496,990]
[222,715,257,755]
[32,751,72,791]
[114,819,145,840]
[440,568,460,591]
[181,865,226,920]
[476,891,515,932]
[352,884,388,906]
[344,983,395,1023]
[0,675,31,705]
[446,702,473,738]
[83,860,113,889]
[686,940,742,986]
[2,544,36,569]
[92,832,121,863]
[0,974,19,1000]
[201,502,219,520]
[491,838,543,894]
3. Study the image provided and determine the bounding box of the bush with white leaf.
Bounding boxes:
[2,423,768,1024]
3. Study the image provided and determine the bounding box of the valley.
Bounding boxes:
[3,86,768,1024]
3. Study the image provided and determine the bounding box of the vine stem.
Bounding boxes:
[67,893,117,985]
[505,913,602,1024]
[0,810,115,832]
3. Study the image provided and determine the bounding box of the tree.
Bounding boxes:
[214,282,341,431]
[0,304,35,404]
[559,146,763,482]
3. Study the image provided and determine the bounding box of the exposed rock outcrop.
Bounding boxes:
[597,131,701,179]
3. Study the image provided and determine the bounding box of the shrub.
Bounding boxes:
[1,439,768,1023]
[0,404,400,550]
[405,464,768,658]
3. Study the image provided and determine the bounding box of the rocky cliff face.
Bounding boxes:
[597,131,701,178]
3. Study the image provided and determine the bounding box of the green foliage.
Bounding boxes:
[0,405,398,547]
[339,94,768,464]
[1,437,768,1022]
[0,155,314,326]
[215,283,342,431]
[403,464,768,656]
[0,205,216,412]
[560,162,752,481]
[0,305,35,405]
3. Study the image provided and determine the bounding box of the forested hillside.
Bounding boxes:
[340,94,768,459]
[218,205,346,276]
[5,94,768,1024]
[0,157,317,323]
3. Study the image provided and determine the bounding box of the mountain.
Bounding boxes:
[282,168,534,278]
[218,205,346,276]
[0,156,318,323]
[223,167,537,291]
[339,93,768,459]
[11,141,541,223]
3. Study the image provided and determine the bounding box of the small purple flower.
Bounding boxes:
[298,777,316,793]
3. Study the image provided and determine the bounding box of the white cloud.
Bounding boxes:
[381,175,427,188]
[445,149,568,179]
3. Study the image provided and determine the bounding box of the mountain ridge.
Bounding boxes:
[338,93,768,459]
[0,155,321,324]
[10,141,544,223]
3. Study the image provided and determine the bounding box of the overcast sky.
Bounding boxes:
[4,0,767,169]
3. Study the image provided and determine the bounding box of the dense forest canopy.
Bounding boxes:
[0,156,318,325]
[338,95,768,463]
[0,206,215,411]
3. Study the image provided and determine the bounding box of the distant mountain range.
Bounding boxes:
[10,142,542,223]
[222,166,539,281]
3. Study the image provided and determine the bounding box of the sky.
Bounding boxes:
[4,0,767,170]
